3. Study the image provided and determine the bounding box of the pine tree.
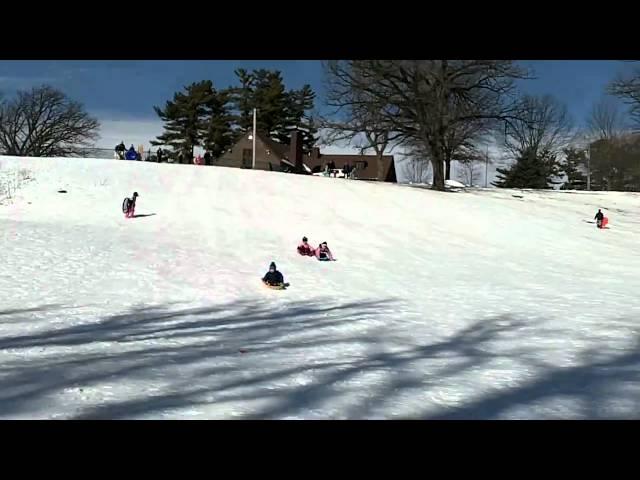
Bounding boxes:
[203,88,234,161]
[251,69,288,140]
[494,148,563,189]
[230,69,288,139]
[560,147,588,190]
[283,84,317,152]
[229,69,317,150]
[152,81,215,162]
[232,69,255,133]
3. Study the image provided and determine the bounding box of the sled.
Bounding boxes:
[602,217,609,228]
[263,281,289,290]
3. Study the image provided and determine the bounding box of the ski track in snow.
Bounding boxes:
[1,156,640,419]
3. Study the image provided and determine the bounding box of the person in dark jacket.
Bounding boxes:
[156,147,164,163]
[262,262,284,286]
[203,151,212,165]
[115,141,126,160]
[595,209,605,228]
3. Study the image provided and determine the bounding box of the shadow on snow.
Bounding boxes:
[0,300,639,419]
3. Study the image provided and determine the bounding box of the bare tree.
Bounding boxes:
[501,94,575,159]
[0,85,99,157]
[609,64,640,128]
[324,60,528,191]
[458,145,490,187]
[402,156,431,184]
[322,66,402,181]
[587,96,626,140]
[458,159,479,186]
[399,140,432,184]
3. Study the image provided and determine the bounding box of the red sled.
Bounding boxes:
[600,217,609,229]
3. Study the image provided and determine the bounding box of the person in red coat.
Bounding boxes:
[297,236,315,256]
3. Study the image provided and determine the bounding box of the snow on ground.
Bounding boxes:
[1,156,640,419]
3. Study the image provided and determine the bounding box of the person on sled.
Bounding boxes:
[595,209,605,228]
[262,262,285,286]
[315,241,335,261]
[297,236,315,256]
[123,192,139,218]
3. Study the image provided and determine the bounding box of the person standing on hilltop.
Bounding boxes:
[115,141,126,160]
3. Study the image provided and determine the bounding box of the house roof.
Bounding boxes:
[255,132,312,172]
[258,133,289,159]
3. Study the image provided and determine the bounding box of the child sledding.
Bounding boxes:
[297,236,336,261]
[297,237,315,256]
[262,262,289,289]
[315,241,335,261]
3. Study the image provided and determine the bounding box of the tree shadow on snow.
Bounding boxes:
[0,304,63,317]
[0,301,639,419]
[132,213,156,218]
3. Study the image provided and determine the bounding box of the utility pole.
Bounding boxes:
[586,142,591,191]
[251,108,257,169]
[485,144,489,188]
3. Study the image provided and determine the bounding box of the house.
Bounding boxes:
[216,130,397,183]
[304,147,396,182]
[216,130,308,173]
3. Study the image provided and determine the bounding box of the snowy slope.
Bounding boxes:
[1,156,640,419]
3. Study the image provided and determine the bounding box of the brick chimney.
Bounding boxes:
[290,130,303,173]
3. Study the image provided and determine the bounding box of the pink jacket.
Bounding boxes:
[315,246,334,261]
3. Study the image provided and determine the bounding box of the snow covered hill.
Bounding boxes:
[1,156,640,419]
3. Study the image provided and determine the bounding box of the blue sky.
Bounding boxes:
[0,60,633,149]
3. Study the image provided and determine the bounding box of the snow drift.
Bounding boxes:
[1,156,640,419]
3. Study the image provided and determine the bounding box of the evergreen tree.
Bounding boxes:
[152,81,216,162]
[229,69,317,151]
[232,68,255,133]
[494,147,563,189]
[560,147,588,190]
[251,69,288,140]
[283,84,317,152]
[203,88,234,161]
[230,69,288,139]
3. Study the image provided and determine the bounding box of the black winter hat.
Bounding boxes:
[270,262,276,269]
[133,192,139,197]
[302,236,308,242]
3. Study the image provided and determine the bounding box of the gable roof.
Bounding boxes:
[258,133,289,159]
